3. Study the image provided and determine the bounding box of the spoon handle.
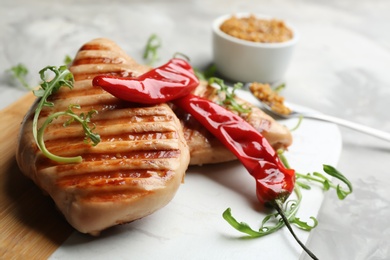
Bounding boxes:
[304,113,390,142]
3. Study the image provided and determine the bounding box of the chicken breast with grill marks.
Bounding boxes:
[16,38,190,235]
[16,38,292,235]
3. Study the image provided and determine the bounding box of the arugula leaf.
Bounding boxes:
[289,115,303,132]
[222,208,266,237]
[323,165,353,199]
[277,149,291,168]
[7,63,32,90]
[194,64,217,81]
[295,165,352,199]
[223,185,312,237]
[295,181,311,190]
[33,65,100,163]
[291,217,318,231]
[64,55,73,66]
[224,151,353,239]
[143,34,161,66]
[208,77,251,113]
[273,83,286,93]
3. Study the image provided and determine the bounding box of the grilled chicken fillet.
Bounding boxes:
[16,38,292,234]
[16,38,190,235]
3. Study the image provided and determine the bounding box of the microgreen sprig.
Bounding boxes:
[208,77,251,113]
[33,65,100,163]
[143,34,162,66]
[7,63,32,90]
[273,83,286,93]
[295,165,353,200]
[223,182,317,238]
[223,152,352,239]
[194,64,217,81]
[63,55,73,66]
[37,105,100,163]
[32,65,74,143]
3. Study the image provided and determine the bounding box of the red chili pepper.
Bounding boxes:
[92,58,199,104]
[173,94,295,205]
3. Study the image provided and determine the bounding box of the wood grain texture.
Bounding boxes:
[0,92,73,259]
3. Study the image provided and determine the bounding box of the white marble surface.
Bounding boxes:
[1,0,390,259]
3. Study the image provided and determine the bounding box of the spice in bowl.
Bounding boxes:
[212,13,298,83]
[219,15,293,43]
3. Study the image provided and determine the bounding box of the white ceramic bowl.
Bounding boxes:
[212,13,299,83]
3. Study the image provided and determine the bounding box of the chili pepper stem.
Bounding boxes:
[272,200,319,260]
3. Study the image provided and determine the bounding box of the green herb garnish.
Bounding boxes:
[273,83,286,93]
[223,151,352,238]
[209,77,251,113]
[295,165,353,200]
[143,34,162,66]
[33,65,100,163]
[289,115,303,132]
[223,184,318,238]
[64,55,73,66]
[194,64,217,81]
[7,63,32,90]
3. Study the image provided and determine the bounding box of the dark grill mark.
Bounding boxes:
[37,150,181,170]
[72,57,125,66]
[73,71,133,81]
[79,44,111,51]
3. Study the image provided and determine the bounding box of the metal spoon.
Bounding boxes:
[261,101,390,142]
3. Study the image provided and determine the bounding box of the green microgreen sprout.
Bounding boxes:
[295,164,353,200]
[208,77,251,114]
[143,34,162,66]
[64,55,73,66]
[6,63,33,90]
[223,176,318,235]
[223,150,352,259]
[273,83,286,93]
[194,64,217,81]
[289,115,304,132]
[33,65,100,163]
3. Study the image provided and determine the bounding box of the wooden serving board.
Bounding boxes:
[0,93,73,259]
